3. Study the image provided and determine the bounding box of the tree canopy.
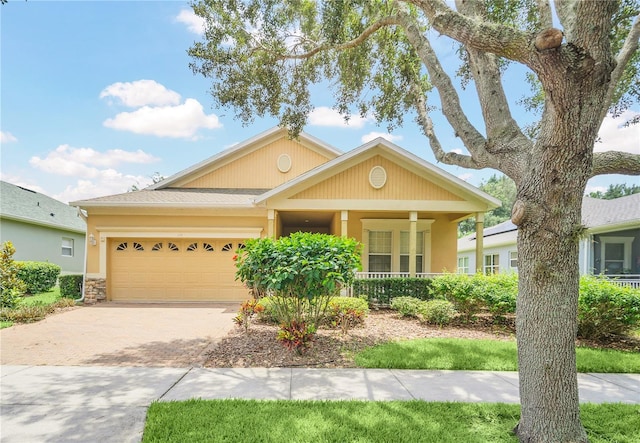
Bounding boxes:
[588,182,640,199]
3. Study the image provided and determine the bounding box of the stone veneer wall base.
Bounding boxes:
[84,278,106,304]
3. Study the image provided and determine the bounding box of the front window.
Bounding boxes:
[484,254,499,275]
[368,231,392,272]
[457,256,469,274]
[400,231,423,273]
[509,251,518,269]
[62,238,73,257]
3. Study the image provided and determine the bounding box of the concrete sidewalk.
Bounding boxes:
[2,365,639,443]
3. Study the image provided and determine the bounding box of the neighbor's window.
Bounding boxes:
[368,231,392,272]
[62,238,73,257]
[457,256,469,274]
[400,231,423,273]
[509,251,518,269]
[484,254,499,275]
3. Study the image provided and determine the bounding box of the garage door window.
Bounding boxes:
[133,242,144,251]
[168,242,179,251]
[187,242,198,252]
[116,242,128,251]
[222,243,233,251]
[152,242,163,251]
[203,242,214,252]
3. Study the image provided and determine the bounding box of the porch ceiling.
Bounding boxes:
[278,211,334,227]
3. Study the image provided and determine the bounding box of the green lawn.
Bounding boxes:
[19,287,61,306]
[142,400,640,443]
[354,338,640,373]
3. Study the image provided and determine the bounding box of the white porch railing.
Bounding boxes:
[601,274,640,289]
[354,272,445,279]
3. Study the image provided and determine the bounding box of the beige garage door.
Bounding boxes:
[109,238,249,302]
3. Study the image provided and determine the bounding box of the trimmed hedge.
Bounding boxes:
[352,278,434,305]
[16,261,61,294]
[59,274,83,299]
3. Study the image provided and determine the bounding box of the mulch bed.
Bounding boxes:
[204,309,639,368]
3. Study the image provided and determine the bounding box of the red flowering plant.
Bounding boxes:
[233,299,265,333]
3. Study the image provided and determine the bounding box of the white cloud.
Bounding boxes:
[451,148,463,155]
[585,185,607,195]
[100,80,181,108]
[103,98,222,139]
[176,9,205,36]
[29,144,159,178]
[0,172,46,195]
[360,131,403,144]
[458,173,473,182]
[308,107,370,129]
[1,131,18,143]
[55,173,153,204]
[596,111,640,154]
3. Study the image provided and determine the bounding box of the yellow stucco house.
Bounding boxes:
[72,127,499,303]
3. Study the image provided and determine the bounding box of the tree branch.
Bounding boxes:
[535,0,554,30]
[410,82,486,169]
[397,11,491,164]
[455,0,529,157]
[268,16,402,60]
[592,151,640,176]
[600,12,640,123]
[409,0,532,63]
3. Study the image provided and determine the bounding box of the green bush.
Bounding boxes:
[352,278,433,305]
[59,274,83,298]
[419,299,457,326]
[325,296,369,332]
[475,273,518,317]
[429,273,483,322]
[16,261,61,294]
[1,241,27,308]
[578,276,640,339]
[390,296,424,318]
[0,302,50,323]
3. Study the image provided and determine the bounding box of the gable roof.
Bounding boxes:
[150,126,343,190]
[0,181,86,233]
[458,194,640,252]
[254,137,501,209]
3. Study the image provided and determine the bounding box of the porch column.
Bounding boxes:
[409,211,417,276]
[475,212,484,273]
[267,210,276,239]
[341,210,348,237]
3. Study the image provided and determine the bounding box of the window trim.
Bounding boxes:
[509,251,518,269]
[599,236,634,274]
[457,256,470,274]
[62,237,74,257]
[484,253,500,275]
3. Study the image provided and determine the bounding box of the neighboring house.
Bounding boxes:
[71,127,500,303]
[457,193,640,277]
[0,181,86,274]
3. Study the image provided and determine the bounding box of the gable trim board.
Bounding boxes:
[72,128,499,303]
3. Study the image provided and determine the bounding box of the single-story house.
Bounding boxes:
[457,193,640,277]
[71,127,500,303]
[0,180,86,274]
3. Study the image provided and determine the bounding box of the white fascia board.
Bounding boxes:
[0,214,86,234]
[258,198,493,212]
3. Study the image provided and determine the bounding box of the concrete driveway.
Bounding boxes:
[0,303,239,367]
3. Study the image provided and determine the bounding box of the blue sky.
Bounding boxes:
[1,1,638,204]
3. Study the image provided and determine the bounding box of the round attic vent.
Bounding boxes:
[369,166,387,189]
[277,154,292,173]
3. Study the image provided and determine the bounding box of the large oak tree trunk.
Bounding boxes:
[512,105,596,443]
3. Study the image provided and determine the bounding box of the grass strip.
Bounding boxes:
[142,400,640,443]
[354,338,640,373]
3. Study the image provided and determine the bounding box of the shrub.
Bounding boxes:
[277,320,316,354]
[16,261,61,294]
[326,296,369,333]
[578,276,640,339]
[0,302,50,323]
[429,273,483,322]
[236,233,361,350]
[352,278,433,306]
[475,273,518,318]
[233,299,265,333]
[419,299,457,326]
[0,241,27,308]
[390,296,424,318]
[59,275,83,298]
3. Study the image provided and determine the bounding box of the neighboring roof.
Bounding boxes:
[582,194,640,230]
[0,181,86,233]
[150,126,343,190]
[458,194,640,253]
[254,137,501,209]
[70,188,267,208]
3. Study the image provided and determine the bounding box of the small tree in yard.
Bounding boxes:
[190,1,640,440]
[235,232,361,353]
[1,241,27,308]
